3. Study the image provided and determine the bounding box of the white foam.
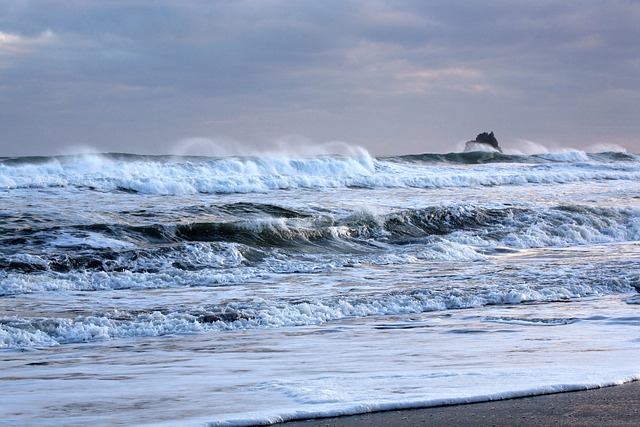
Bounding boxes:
[2,268,635,347]
[0,265,258,297]
[49,231,136,250]
[4,297,640,426]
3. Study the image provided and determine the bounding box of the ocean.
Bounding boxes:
[1,148,639,426]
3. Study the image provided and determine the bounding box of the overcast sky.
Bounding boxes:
[1,0,639,157]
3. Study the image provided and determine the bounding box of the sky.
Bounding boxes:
[1,0,639,157]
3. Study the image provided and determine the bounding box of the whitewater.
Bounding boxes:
[1,148,639,426]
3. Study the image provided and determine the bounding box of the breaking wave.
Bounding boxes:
[1,151,639,195]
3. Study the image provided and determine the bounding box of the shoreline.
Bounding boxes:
[280,380,640,427]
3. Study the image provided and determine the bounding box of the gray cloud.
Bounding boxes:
[1,0,639,156]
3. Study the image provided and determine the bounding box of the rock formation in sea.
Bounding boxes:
[464,131,503,153]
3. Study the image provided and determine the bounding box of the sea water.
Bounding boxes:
[1,149,639,426]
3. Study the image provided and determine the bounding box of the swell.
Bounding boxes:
[391,150,638,164]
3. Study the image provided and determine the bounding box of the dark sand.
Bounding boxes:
[281,381,640,427]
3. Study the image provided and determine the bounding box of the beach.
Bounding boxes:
[281,381,640,427]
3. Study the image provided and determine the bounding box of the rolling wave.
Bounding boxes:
[1,203,638,280]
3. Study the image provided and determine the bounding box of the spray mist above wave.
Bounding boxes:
[506,139,629,156]
[169,136,372,158]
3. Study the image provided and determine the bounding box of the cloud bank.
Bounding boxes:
[1,1,639,156]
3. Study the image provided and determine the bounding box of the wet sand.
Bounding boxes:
[281,381,640,427]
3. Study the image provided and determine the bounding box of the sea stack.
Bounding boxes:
[464,131,503,153]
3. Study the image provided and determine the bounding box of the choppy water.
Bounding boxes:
[1,149,640,426]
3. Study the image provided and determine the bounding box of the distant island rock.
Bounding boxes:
[464,131,503,153]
